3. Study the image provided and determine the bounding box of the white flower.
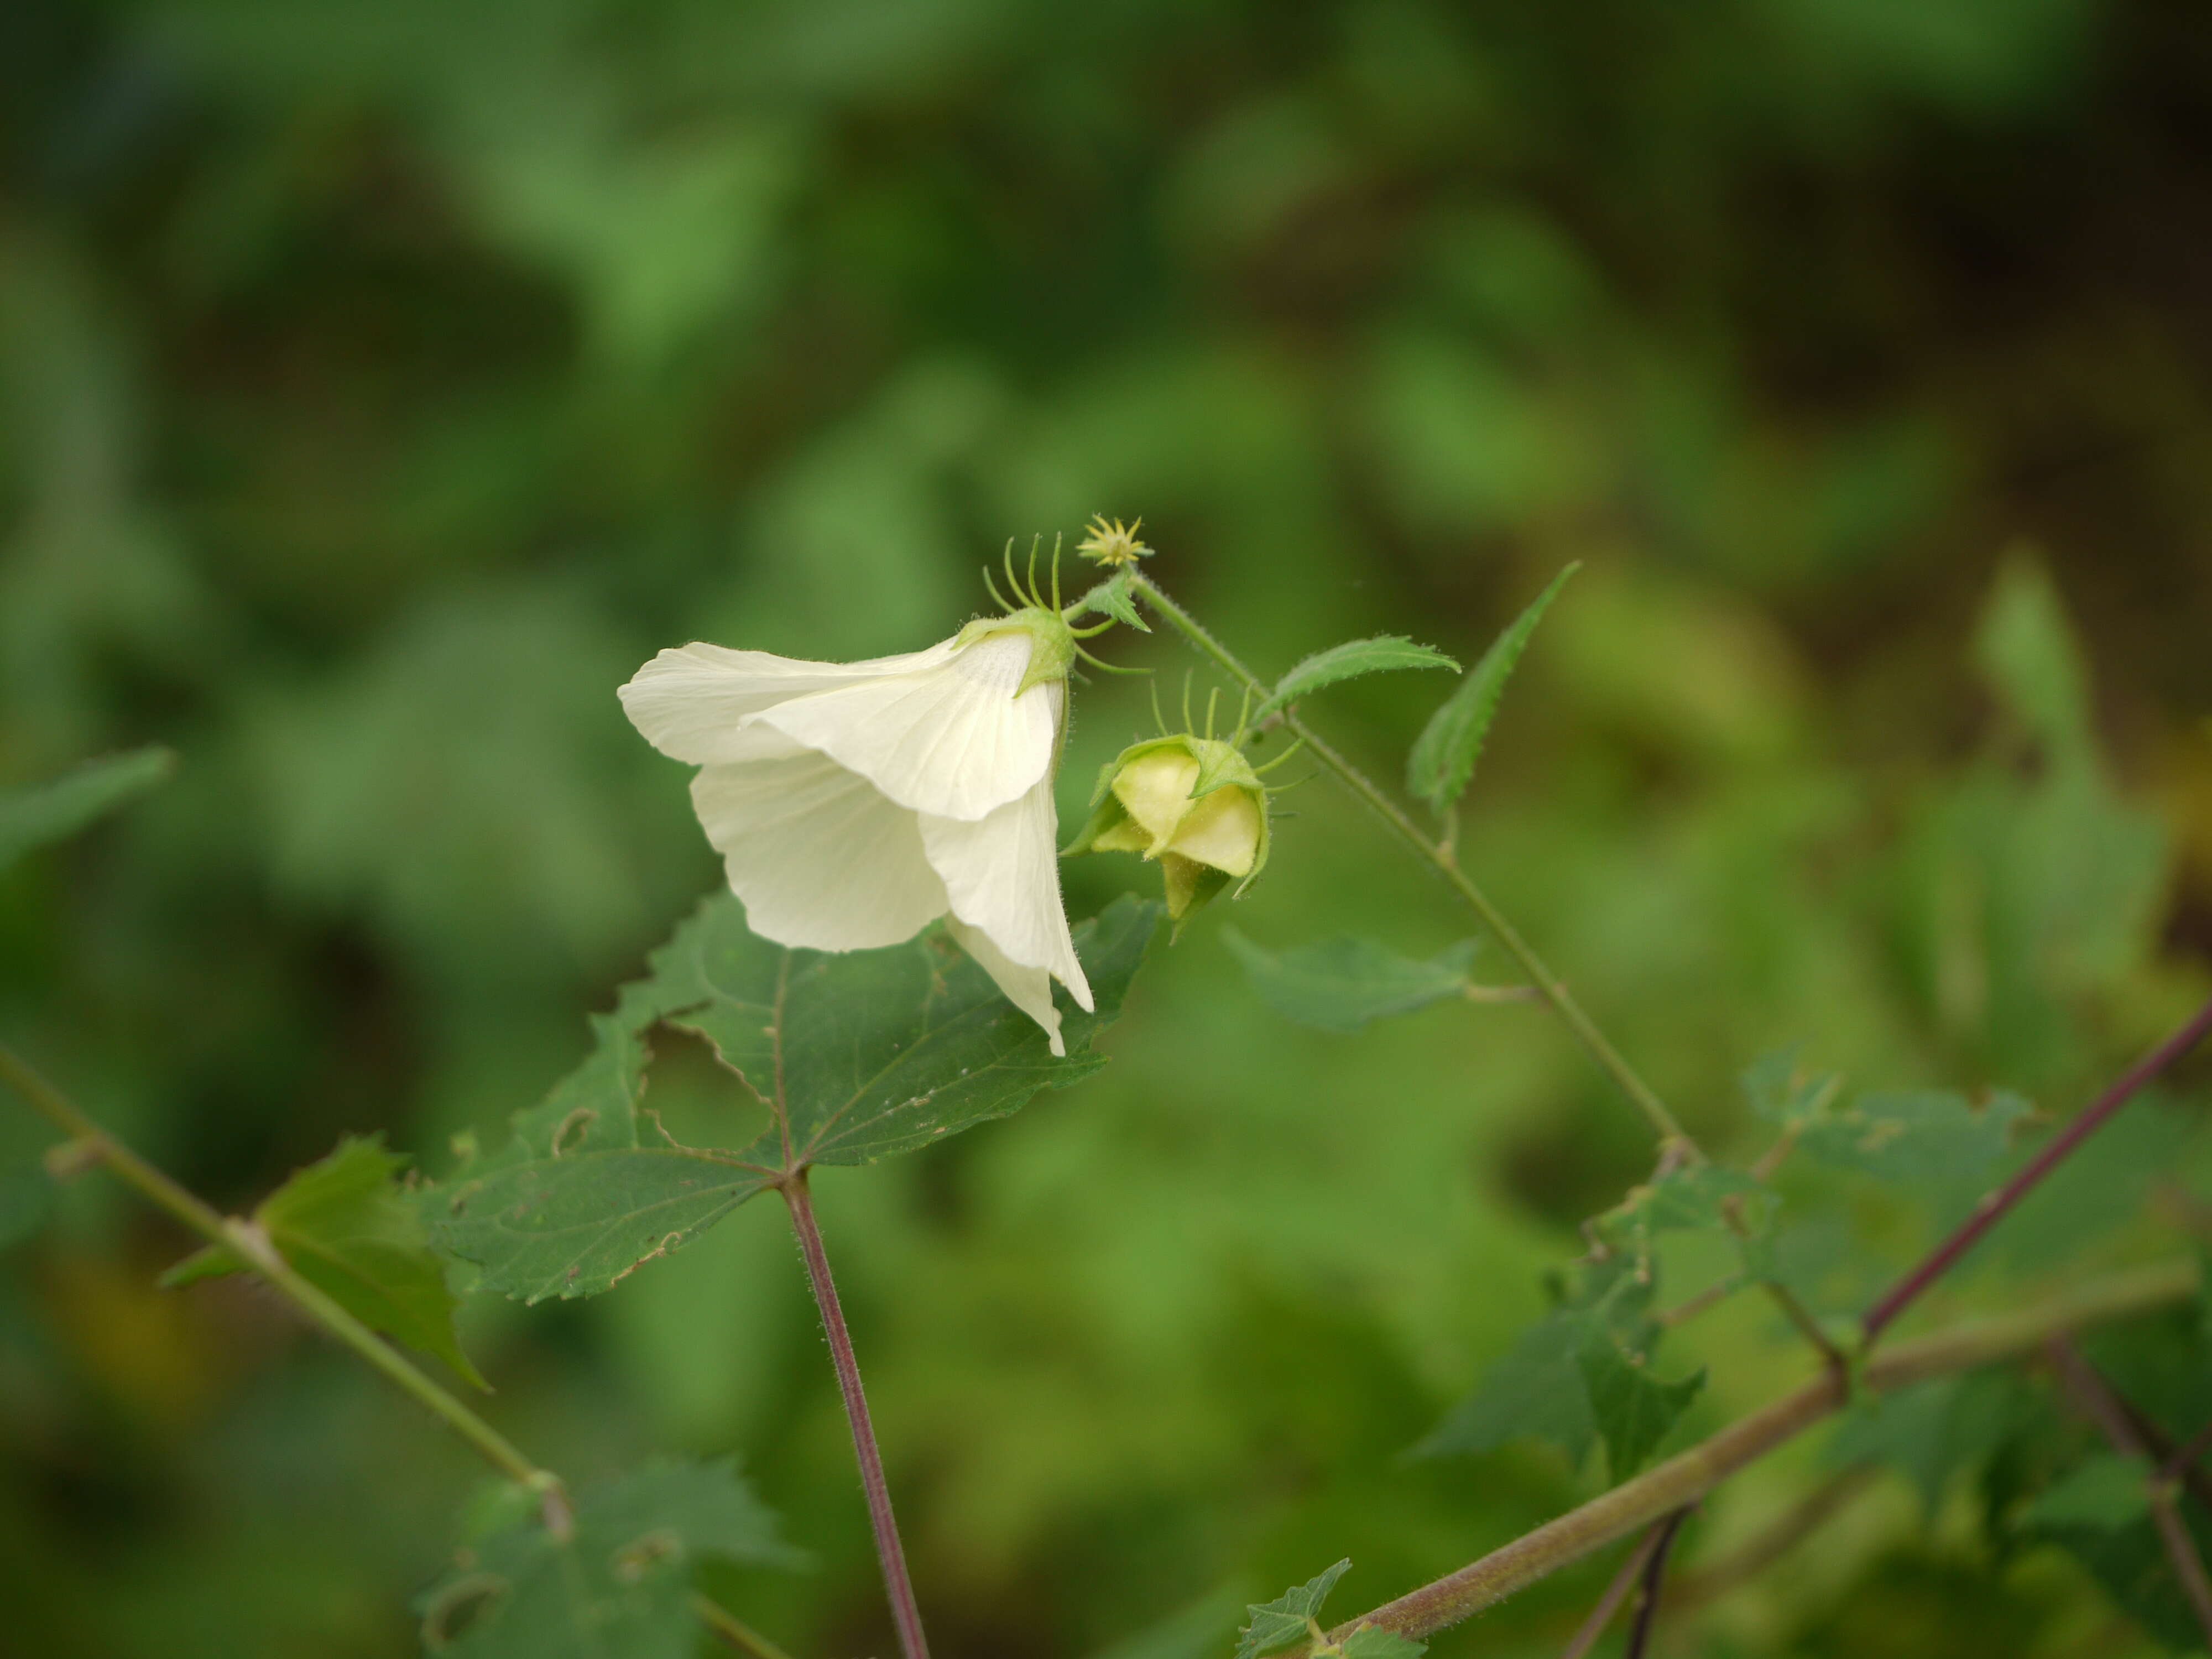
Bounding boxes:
[619,613,1094,1053]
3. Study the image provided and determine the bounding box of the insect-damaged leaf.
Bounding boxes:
[163,1135,485,1387]
[433,894,1161,1301]
[418,1457,800,1659]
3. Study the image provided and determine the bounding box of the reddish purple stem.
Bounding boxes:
[1862,994,2212,1344]
[784,1176,931,1659]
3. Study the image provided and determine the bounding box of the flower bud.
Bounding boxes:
[1064,734,1271,926]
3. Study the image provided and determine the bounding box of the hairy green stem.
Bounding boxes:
[1129,573,1689,1147]
[1,1042,564,1513]
[1312,1256,2198,1647]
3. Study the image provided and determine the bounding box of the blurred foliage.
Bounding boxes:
[4,1,2212,1656]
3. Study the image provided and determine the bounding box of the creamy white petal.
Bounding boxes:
[620,638,961,764]
[944,915,1066,1057]
[920,771,1093,1013]
[690,733,948,951]
[753,632,1055,821]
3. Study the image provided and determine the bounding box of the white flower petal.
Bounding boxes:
[944,916,1066,1057]
[753,632,1056,821]
[920,772,1093,1013]
[620,639,960,764]
[690,733,948,951]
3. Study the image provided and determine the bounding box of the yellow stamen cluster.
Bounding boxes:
[1075,514,1152,567]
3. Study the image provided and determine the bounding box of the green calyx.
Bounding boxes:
[1063,734,1273,928]
[957,606,1078,697]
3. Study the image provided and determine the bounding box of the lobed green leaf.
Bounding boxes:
[1405,564,1577,816]
[163,1135,487,1387]
[1237,1560,1351,1659]
[0,747,175,872]
[434,894,1161,1301]
[2021,1453,2151,1532]
[1410,1310,1595,1468]
[1577,1323,1705,1481]
[1075,572,1151,632]
[1792,1088,2030,1186]
[1253,635,1457,721]
[1222,931,1479,1034]
[418,1457,800,1659]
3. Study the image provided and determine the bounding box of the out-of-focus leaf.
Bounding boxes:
[1237,1560,1350,1659]
[1975,556,2089,760]
[1410,1310,1595,1467]
[435,895,1160,1301]
[1740,1046,1843,1129]
[1221,931,1479,1033]
[1577,1322,1705,1481]
[1828,1371,2035,1519]
[0,1163,49,1250]
[2022,1454,2152,1532]
[1253,635,1456,720]
[1594,1164,1768,1257]
[162,1135,486,1388]
[0,748,174,871]
[1407,565,1577,815]
[1793,1088,2030,1186]
[418,1457,800,1659]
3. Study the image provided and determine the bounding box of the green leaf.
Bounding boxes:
[1975,556,2089,760]
[1792,1089,2031,1186]
[1253,635,1457,721]
[1411,1310,1595,1467]
[1577,1321,1704,1481]
[0,1162,49,1250]
[0,748,174,871]
[1335,1627,1425,1659]
[1594,1164,1768,1257]
[2022,1453,2152,1532]
[418,1457,800,1659]
[1828,1371,2036,1519]
[1221,931,1479,1034]
[1406,564,1577,815]
[1740,1046,1842,1129]
[1076,572,1150,632]
[1237,1561,1350,1659]
[435,895,1161,1301]
[165,1135,486,1388]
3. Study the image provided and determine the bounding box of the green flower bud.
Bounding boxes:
[1063,733,1271,927]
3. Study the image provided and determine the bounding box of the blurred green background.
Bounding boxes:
[5,1,2212,1655]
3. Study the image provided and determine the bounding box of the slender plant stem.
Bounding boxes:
[1667,1465,1876,1615]
[1129,573,1690,1148]
[1558,1526,1666,1659]
[781,1175,930,1659]
[1,1041,556,1501]
[1131,573,1856,1373]
[1622,1507,1690,1659]
[693,1593,800,1659]
[1861,993,2212,1343]
[1,1044,795,1653]
[2046,1338,2212,1652]
[2164,1418,2212,1485]
[1302,1256,2196,1648]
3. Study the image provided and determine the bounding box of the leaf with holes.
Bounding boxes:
[418,1457,800,1659]
[1406,564,1576,815]
[163,1135,485,1387]
[433,893,1161,1301]
[1793,1089,2031,1187]
[0,747,174,871]
[1222,931,1481,1034]
[1254,635,1457,721]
